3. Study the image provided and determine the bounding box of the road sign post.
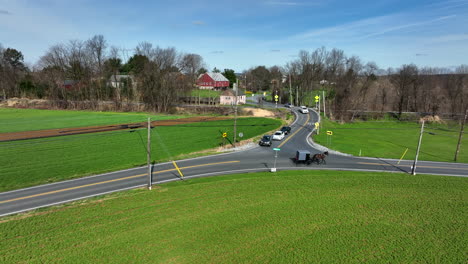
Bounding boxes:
[315,122,320,135]
[322,90,326,118]
[274,94,279,108]
[271,148,280,172]
[315,95,320,117]
[222,132,227,146]
[326,131,333,147]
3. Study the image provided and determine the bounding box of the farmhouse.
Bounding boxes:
[108,75,135,88]
[196,72,230,90]
[220,89,246,105]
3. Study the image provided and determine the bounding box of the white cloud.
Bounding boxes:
[359,15,457,39]
[290,13,458,43]
[429,33,468,43]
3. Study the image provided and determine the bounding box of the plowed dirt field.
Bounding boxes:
[0,116,230,142]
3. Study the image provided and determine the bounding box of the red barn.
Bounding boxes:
[196,72,230,90]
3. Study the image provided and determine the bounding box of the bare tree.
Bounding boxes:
[349,61,379,120]
[325,48,345,82]
[0,44,6,99]
[247,66,271,92]
[86,35,107,75]
[135,42,154,59]
[334,56,362,121]
[180,53,204,73]
[153,46,178,71]
[456,65,468,74]
[269,65,283,99]
[390,64,419,119]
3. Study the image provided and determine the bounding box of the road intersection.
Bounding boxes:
[1,107,468,217]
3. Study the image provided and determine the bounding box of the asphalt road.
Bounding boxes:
[1,106,468,217]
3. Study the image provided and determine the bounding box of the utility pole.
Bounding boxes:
[289,74,292,104]
[411,120,425,175]
[233,81,238,147]
[147,117,152,190]
[296,86,299,106]
[454,109,468,162]
[322,90,326,118]
[275,89,278,108]
[318,96,321,117]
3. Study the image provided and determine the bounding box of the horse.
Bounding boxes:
[311,151,329,165]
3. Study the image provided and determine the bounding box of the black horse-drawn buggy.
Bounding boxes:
[295,150,328,165]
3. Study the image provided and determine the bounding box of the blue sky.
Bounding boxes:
[1,0,467,71]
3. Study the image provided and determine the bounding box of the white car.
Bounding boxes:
[299,106,309,114]
[272,131,285,141]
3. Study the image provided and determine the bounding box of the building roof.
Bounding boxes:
[200,72,229,82]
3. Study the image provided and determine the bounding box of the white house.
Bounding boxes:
[220,89,246,105]
[108,75,135,88]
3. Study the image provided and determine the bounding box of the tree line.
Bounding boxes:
[243,47,467,121]
[1,35,209,112]
[1,37,467,119]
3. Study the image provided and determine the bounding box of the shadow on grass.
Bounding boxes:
[135,129,149,154]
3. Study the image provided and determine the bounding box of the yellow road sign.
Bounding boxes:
[222,132,227,138]
[315,95,320,100]
[274,95,279,98]
[326,131,333,135]
[315,122,319,128]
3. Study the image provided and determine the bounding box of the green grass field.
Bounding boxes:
[314,117,468,163]
[1,170,465,263]
[0,108,187,133]
[190,89,221,98]
[0,117,281,191]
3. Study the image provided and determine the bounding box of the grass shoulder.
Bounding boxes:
[314,116,468,163]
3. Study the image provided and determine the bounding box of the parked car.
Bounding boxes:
[284,103,293,108]
[272,131,285,141]
[280,126,291,135]
[259,135,272,146]
[299,106,309,114]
